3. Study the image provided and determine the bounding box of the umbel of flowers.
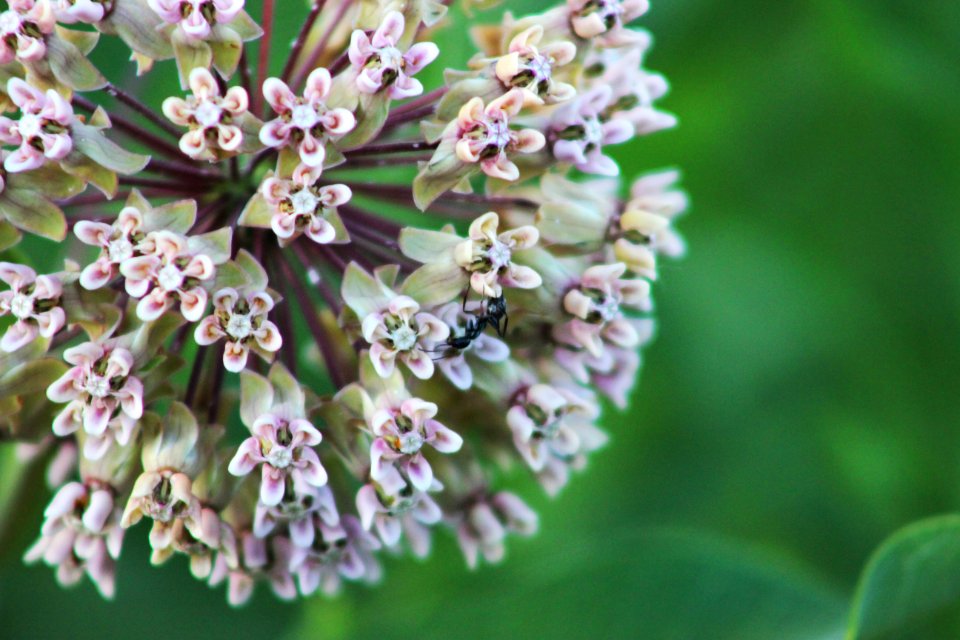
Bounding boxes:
[0,0,686,604]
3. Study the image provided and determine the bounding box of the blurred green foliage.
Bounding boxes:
[2,0,960,638]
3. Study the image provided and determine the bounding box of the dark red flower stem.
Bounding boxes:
[252,0,275,116]
[290,241,341,314]
[72,95,186,161]
[343,140,438,157]
[278,249,346,389]
[386,86,447,119]
[184,345,208,407]
[103,83,183,139]
[280,0,326,84]
[291,0,351,90]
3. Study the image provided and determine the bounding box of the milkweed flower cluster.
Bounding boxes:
[0,0,686,604]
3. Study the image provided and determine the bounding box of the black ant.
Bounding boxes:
[432,294,510,360]
[481,295,508,338]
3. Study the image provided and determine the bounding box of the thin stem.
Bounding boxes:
[291,242,341,314]
[267,252,298,374]
[291,0,351,90]
[381,103,437,130]
[104,83,183,138]
[440,191,540,209]
[387,86,447,118]
[119,176,210,191]
[59,192,111,207]
[327,50,349,76]
[238,47,253,98]
[50,326,82,351]
[170,323,190,354]
[278,250,346,389]
[145,158,220,182]
[245,148,276,178]
[280,0,326,84]
[184,346,208,407]
[343,140,438,156]
[336,154,433,169]
[206,355,225,425]
[73,96,185,160]
[346,227,417,270]
[338,203,402,235]
[252,0,275,116]
[317,244,348,272]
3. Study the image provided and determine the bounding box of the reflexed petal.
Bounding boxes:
[405,455,433,492]
[304,68,332,104]
[405,42,439,74]
[297,449,328,487]
[227,437,262,476]
[372,11,404,48]
[289,516,315,548]
[254,320,282,352]
[161,97,192,125]
[426,421,462,453]
[355,484,381,530]
[223,342,249,372]
[259,118,290,147]
[260,467,286,506]
[195,316,226,345]
[1,321,36,352]
[402,349,434,380]
[321,108,356,136]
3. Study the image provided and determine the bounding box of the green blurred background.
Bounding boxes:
[3,0,960,638]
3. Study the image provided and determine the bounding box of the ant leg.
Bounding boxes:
[461,286,470,312]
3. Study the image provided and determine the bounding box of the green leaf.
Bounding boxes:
[146,402,201,473]
[846,514,960,640]
[72,122,149,175]
[102,0,174,61]
[60,150,118,197]
[130,313,186,361]
[56,25,99,55]
[70,303,122,341]
[188,227,233,264]
[0,220,22,252]
[400,260,467,307]
[12,163,85,198]
[398,227,462,262]
[268,362,305,413]
[435,76,502,122]
[145,199,197,234]
[227,11,264,41]
[209,25,242,78]
[338,94,391,150]
[237,193,272,229]
[536,201,607,247]
[172,30,213,89]
[239,369,273,429]
[213,261,252,290]
[0,188,67,241]
[412,138,475,211]
[341,262,392,318]
[234,249,269,291]
[291,527,847,640]
[0,359,67,398]
[46,28,106,91]
[325,206,351,244]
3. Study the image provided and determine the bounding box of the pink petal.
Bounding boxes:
[303,68,332,104]
[227,437,262,477]
[405,42,439,74]
[372,11,404,48]
[405,455,433,492]
[260,466,286,506]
